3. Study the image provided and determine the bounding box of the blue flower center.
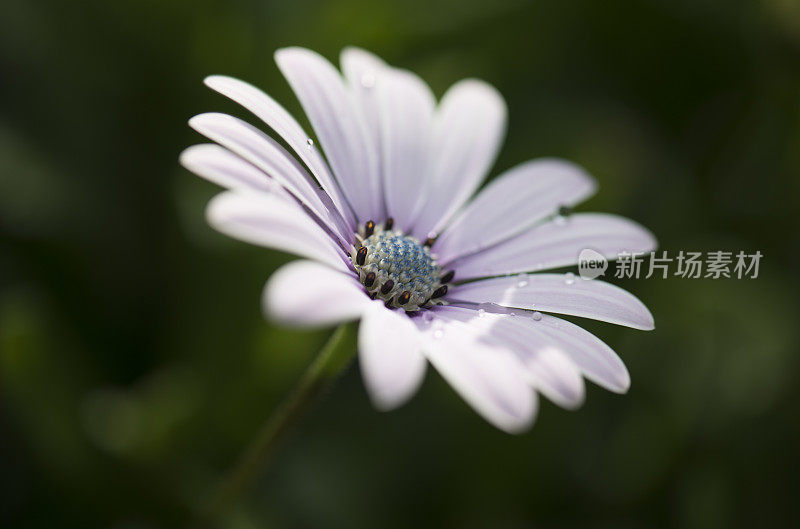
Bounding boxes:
[351,220,450,311]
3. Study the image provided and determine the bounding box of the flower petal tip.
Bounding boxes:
[367,391,413,413]
[499,416,536,435]
[203,74,220,85]
[187,113,212,131]
[177,146,194,169]
[274,46,315,66]
[642,229,659,254]
[637,306,656,331]
[563,391,587,411]
[340,46,381,62]
[610,372,631,394]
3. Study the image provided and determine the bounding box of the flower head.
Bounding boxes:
[181,47,657,433]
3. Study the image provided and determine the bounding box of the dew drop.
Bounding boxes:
[360,72,376,88]
[477,308,486,318]
[306,138,314,149]
[516,273,529,288]
[554,214,567,226]
[477,302,496,314]
[433,329,444,340]
[532,311,542,321]
[564,272,575,285]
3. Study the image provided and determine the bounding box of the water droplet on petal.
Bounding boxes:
[360,72,376,88]
[554,214,567,226]
[306,138,314,149]
[433,329,444,340]
[477,302,496,314]
[564,272,575,285]
[516,273,529,288]
[532,311,542,321]
[477,308,486,318]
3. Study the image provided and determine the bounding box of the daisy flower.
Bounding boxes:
[180,47,656,433]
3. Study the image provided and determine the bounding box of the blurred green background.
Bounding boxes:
[2,0,799,527]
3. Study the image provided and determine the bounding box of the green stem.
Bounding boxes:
[199,323,357,524]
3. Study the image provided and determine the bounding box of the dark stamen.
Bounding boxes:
[380,279,395,294]
[356,246,368,265]
[369,291,377,300]
[432,285,448,298]
[384,299,394,309]
[440,270,455,284]
[384,217,394,230]
[398,291,411,305]
[424,237,435,247]
[364,271,376,287]
[364,220,375,237]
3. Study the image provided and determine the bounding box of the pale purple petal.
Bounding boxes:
[189,112,351,245]
[263,260,369,327]
[180,144,284,194]
[203,75,356,232]
[340,47,386,147]
[533,313,631,393]
[448,274,655,330]
[377,68,436,231]
[518,343,585,409]
[415,308,537,433]
[435,158,597,261]
[275,47,382,223]
[434,306,584,409]
[448,213,657,279]
[411,80,507,240]
[206,191,351,273]
[358,302,427,410]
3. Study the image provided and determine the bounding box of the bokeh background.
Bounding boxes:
[2,0,799,527]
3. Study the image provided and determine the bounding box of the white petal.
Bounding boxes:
[203,74,356,231]
[189,112,351,246]
[448,274,655,330]
[263,260,370,327]
[435,158,597,261]
[435,306,584,410]
[449,213,657,279]
[534,313,631,393]
[358,302,427,410]
[275,47,382,223]
[206,191,350,272]
[518,344,585,409]
[416,308,537,433]
[377,68,436,231]
[340,47,387,146]
[411,79,506,240]
[180,144,283,194]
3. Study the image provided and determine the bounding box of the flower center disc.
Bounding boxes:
[351,220,450,311]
